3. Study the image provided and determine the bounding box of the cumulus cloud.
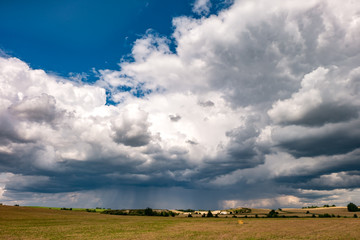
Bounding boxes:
[111,106,151,147]
[9,93,61,123]
[1,0,360,209]
[268,67,360,126]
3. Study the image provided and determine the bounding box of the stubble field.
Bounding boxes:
[1,205,359,240]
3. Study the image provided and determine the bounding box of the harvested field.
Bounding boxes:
[1,205,359,239]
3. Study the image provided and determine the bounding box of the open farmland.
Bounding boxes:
[1,205,360,239]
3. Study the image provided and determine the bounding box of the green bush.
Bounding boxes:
[267,210,279,218]
[102,210,127,215]
[177,209,195,212]
[60,208,72,211]
[144,207,153,216]
[302,206,318,209]
[233,208,252,214]
[347,203,359,212]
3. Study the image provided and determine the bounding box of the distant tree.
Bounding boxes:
[202,213,206,218]
[60,207,72,211]
[207,210,213,217]
[188,214,192,217]
[267,210,279,218]
[144,207,154,216]
[354,214,358,218]
[347,203,359,212]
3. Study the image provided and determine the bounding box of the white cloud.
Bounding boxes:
[192,0,212,15]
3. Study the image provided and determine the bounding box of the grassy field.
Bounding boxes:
[28,206,106,212]
[1,205,360,240]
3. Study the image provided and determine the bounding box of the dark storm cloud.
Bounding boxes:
[272,149,360,193]
[224,123,266,169]
[273,120,360,157]
[112,130,151,147]
[278,103,359,127]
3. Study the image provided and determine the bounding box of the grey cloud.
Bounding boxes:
[200,118,268,179]
[278,103,359,127]
[206,20,301,107]
[276,171,360,192]
[0,148,147,193]
[272,150,360,193]
[169,114,181,122]
[8,93,61,123]
[226,117,269,166]
[198,100,214,107]
[0,113,29,144]
[272,120,360,157]
[300,171,360,190]
[113,129,151,147]
[111,111,151,147]
[186,140,198,145]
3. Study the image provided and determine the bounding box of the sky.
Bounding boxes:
[0,0,359,210]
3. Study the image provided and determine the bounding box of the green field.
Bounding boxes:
[1,205,360,239]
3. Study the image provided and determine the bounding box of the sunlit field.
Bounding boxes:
[1,205,360,239]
